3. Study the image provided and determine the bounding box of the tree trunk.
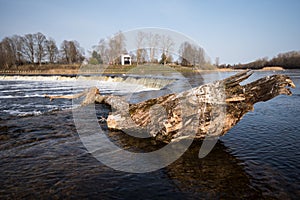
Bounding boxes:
[45,71,295,143]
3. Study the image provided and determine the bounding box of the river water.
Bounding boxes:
[0,70,299,199]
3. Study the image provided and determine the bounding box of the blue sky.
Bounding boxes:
[0,0,299,64]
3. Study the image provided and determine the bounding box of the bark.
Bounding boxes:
[45,71,295,142]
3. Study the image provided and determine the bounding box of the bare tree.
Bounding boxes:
[11,35,24,65]
[96,39,109,64]
[0,35,28,67]
[0,37,17,67]
[0,39,14,68]
[0,42,5,69]
[45,38,58,63]
[94,31,126,65]
[35,32,47,65]
[196,47,205,66]
[215,57,220,66]
[108,31,126,64]
[60,40,84,64]
[160,35,174,65]
[21,33,35,64]
[137,48,148,64]
[179,41,206,66]
[60,40,70,63]
[147,32,160,63]
[136,31,146,65]
[179,41,193,66]
[69,41,80,63]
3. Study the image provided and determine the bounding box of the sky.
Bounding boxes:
[0,0,300,64]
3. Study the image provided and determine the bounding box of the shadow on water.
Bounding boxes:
[166,141,263,199]
[109,129,264,199]
[0,105,265,199]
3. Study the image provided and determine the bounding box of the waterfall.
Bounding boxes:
[0,75,176,89]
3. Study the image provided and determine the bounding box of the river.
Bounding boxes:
[0,70,299,199]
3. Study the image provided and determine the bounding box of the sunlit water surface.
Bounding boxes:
[0,70,299,199]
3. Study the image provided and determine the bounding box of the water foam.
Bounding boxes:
[0,75,175,89]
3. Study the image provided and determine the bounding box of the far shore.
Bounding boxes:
[0,65,288,76]
[260,66,284,71]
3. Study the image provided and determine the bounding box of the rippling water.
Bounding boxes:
[0,70,299,199]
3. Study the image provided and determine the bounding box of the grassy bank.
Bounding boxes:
[0,64,284,75]
[2,63,283,76]
[0,64,81,75]
[0,64,208,75]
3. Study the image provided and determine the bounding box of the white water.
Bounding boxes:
[0,76,162,118]
[0,75,175,89]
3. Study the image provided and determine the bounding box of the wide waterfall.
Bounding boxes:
[0,74,175,89]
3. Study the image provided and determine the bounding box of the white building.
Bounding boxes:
[121,54,131,65]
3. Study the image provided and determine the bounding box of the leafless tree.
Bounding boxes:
[137,48,148,64]
[0,39,14,68]
[0,37,17,67]
[179,41,206,66]
[94,31,128,65]
[1,34,29,67]
[160,35,174,65]
[21,33,35,63]
[96,39,109,64]
[215,57,220,66]
[11,35,24,65]
[60,40,84,64]
[0,42,5,68]
[35,32,47,65]
[60,40,70,63]
[147,32,160,63]
[179,41,192,66]
[108,31,126,64]
[136,31,146,65]
[69,41,77,63]
[45,38,58,63]
[196,46,205,66]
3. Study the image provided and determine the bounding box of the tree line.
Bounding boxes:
[3,31,299,70]
[219,51,300,69]
[90,31,208,67]
[0,32,85,69]
[1,30,210,70]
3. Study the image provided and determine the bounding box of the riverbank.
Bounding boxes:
[0,64,288,76]
[0,65,231,76]
[260,66,284,71]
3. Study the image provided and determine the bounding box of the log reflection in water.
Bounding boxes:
[105,129,263,199]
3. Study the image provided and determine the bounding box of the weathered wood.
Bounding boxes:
[45,87,101,105]
[221,72,295,139]
[45,71,295,142]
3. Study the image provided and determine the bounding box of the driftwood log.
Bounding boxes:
[45,71,295,143]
